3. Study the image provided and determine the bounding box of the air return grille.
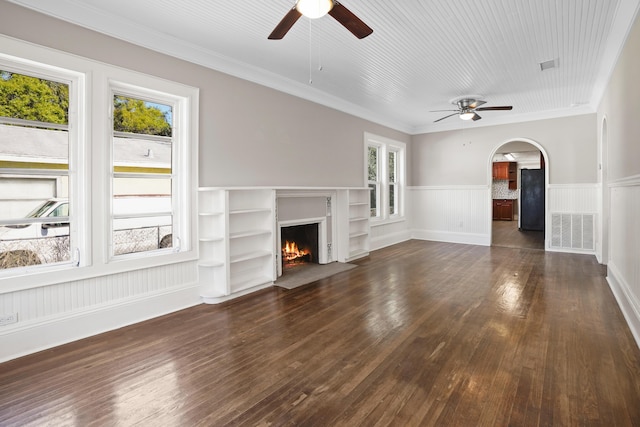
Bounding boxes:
[551,213,595,250]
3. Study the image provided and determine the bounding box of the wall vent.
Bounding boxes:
[539,58,559,71]
[551,213,595,250]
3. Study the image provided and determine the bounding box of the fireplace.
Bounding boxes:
[281,223,319,267]
[277,216,328,277]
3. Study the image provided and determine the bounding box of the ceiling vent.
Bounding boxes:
[539,58,559,71]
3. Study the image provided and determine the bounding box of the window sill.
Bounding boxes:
[370,216,406,227]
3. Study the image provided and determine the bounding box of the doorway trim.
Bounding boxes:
[599,115,609,264]
[488,138,549,249]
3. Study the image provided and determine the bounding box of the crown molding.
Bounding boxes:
[7,0,415,134]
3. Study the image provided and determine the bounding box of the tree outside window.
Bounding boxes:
[0,70,72,270]
[111,93,175,257]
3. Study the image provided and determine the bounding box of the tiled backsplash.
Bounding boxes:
[492,180,518,199]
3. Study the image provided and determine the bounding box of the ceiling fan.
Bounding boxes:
[268,0,373,40]
[432,98,513,123]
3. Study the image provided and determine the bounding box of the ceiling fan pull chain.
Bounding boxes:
[317,23,323,72]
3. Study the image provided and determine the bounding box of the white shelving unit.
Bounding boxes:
[337,188,370,262]
[198,189,227,302]
[198,188,276,304]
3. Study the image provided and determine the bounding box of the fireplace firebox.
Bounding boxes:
[281,223,319,268]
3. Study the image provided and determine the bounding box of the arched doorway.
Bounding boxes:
[488,139,549,250]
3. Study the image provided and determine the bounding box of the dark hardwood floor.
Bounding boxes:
[1,240,639,426]
[492,219,545,250]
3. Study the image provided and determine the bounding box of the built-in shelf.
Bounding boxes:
[198,188,276,304]
[338,188,370,262]
[229,208,272,215]
[199,236,224,242]
[231,275,273,293]
[349,231,368,239]
[199,260,224,268]
[230,250,272,264]
[349,216,369,222]
[229,229,272,239]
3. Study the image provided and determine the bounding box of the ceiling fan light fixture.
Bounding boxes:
[296,0,334,19]
[460,111,475,120]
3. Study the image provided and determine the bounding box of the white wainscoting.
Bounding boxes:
[606,175,640,348]
[408,184,600,251]
[409,186,491,246]
[548,184,599,213]
[0,261,200,362]
[370,219,411,251]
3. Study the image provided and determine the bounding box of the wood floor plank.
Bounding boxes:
[2,240,640,426]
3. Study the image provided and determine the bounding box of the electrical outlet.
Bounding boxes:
[0,312,18,326]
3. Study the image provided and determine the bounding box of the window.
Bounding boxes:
[364,133,405,223]
[0,67,80,271]
[109,82,194,258]
[388,149,398,216]
[110,92,173,257]
[368,145,381,218]
[0,42,197,287]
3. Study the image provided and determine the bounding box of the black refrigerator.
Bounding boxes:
[520,169,545,231]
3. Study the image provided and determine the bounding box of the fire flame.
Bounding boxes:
[282,240,310,262]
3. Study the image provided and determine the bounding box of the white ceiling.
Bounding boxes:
[9,0,640,134]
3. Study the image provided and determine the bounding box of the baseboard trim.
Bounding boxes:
[607,262,640,350]
[0,283,202,363]
[545,246,596,256]
[370,230,411,251]
[201,281,273,304]
[411,229,490,247]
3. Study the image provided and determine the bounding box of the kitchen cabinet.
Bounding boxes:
[493,199,514,221]
[493,161,517,189]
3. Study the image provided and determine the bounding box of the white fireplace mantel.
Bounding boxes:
[198,187,370,304]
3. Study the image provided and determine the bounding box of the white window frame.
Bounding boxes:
[0,37,198,292]
[388,148,399,217]
[364,132,406,225]
[0,55,87,279]
[108,82,188,261]
[367,143,382,219]
[103,73,197,269]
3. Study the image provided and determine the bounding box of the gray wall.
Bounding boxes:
[0,2,410,188]
[598,8,640,181]
[410,114,598,186]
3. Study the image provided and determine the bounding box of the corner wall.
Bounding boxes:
[597,6,640,347]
